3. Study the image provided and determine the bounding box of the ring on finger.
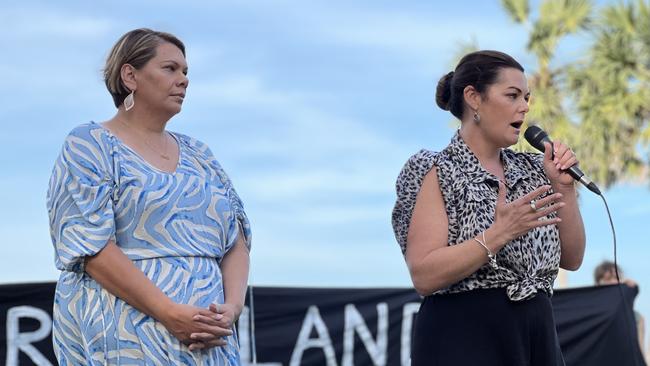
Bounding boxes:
[529,200,538,211]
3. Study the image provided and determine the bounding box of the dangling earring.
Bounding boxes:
[124,90,135,111]
[473,110,481,123]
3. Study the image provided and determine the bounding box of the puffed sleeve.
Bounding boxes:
[198,141,252,253]
[46,126,116,272]
[391,149,439,255]
[224,180,252,253]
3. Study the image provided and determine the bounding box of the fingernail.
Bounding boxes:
[561,165,566,170]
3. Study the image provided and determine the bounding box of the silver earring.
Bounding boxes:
[473,111,481,123]
[124,90,135,111]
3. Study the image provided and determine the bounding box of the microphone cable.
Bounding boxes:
[523,125,640,361]
[598,191,642,363]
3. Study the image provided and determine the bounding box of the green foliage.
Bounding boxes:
[501,0,530,24]
[501,0,650,188]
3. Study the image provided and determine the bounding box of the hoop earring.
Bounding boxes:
[473,111,481,123]
[124,90,135,111]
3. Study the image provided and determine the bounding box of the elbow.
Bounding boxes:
[409,267,443,296]
[560,257,583,271]
[412,279,433,297]
[559,238,586,271]
[561,263,582,272]
[406,248,447,296]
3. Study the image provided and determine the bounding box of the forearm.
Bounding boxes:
[553,184,586,270]
[409,227,507,295]
[85,240,174,321]
[221,234,250,314]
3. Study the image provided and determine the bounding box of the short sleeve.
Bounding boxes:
[46,126,116,272]
[225,184,252,253]
[391,149,438,255]
[191,138,252,253]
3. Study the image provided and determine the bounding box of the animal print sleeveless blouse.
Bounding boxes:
[392,131,561,301]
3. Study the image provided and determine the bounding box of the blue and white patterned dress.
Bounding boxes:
[46,122,251,365]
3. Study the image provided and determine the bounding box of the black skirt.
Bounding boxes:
[411,288,565,366]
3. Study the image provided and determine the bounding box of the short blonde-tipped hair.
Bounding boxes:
[103,28,185,108]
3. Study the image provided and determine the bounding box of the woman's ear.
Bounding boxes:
[120,64,137,92]
[463,85,481,112]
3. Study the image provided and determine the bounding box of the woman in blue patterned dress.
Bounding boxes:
[46,28,252,365]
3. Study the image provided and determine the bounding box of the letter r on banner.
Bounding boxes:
[6,306,53,366]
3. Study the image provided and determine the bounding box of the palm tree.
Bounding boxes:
[567,0,650,186]
[501,0,650,188]
[500,0,592,153]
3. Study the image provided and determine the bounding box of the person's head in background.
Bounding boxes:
[594,260,625,285]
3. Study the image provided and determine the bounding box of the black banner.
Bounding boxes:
[0,283,645,365]
[0,283,56,366]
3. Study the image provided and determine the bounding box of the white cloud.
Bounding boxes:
[0,6,115,40]
[247,230,411,287]
[323,13,456,53]
[187,75,409,204]
[286,204,391,225]
[238,167,394,200]
[191,75,299,108]
[190,75,403,154]
[232,3,528,71]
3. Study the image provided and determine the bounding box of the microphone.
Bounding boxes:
[524,125,601,195]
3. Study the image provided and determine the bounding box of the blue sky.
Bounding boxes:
[1,0,648,326]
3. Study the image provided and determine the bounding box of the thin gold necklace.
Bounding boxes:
[116,119,171,160]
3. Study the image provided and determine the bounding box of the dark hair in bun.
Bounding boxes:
[435,71,455,111]
[435,50,524,120]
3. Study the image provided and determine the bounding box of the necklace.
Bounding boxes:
[116,119,171,160]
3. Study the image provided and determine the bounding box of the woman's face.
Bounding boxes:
[476,67,530,147]
[132,42,189,116]
[598,269,619,285]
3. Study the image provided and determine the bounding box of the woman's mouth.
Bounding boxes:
[510,121,524,129]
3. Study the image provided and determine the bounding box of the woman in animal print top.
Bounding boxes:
[392,50,585,366]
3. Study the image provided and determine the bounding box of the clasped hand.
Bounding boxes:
[162,302,240,351]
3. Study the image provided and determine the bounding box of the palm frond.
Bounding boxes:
[501,0,530,24]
